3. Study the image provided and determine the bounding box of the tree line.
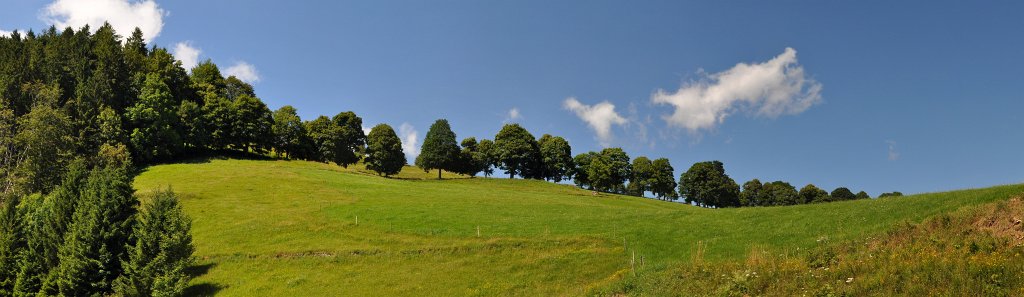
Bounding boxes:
[0,23,903,296]
[0,24,895,209]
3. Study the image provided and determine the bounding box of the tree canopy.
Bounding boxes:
[365,124,406,176]
[416,119,460,179]
[538,134,574,183]
[679,161,740,208]
[493,124,540,179]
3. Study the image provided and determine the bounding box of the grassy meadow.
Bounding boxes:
[132,158,1024,296]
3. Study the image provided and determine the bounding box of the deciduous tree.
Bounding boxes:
[365,124,405,176]
[830,187,856,201]
[538,134,573,182]
[650,158,678,200]
[679,161,739,207]
[330,111,366,167]
[493,124,540,179]
[799,184,829,204]
[272,105,307,159]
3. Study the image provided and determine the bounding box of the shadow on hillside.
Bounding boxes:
[183,282,226,296]
[140,149,282,169]
[183,262,225,296]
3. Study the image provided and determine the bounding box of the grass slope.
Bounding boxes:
[611,198,1024,296]
[133,158,1024,296]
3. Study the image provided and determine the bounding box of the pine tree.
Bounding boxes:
[114,189,194,297]
[416,119,460,179]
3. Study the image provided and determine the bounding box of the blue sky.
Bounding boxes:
[3,0,1023,196]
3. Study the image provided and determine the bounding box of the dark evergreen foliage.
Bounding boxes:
[114,189,194,297]
[416,119,460,179]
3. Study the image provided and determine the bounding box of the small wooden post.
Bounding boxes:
[476,225,480,237]
[631,251,636,276]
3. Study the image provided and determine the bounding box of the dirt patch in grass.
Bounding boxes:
[973,197,1024,246]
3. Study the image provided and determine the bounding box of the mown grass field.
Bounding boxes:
[132,158,1024,296]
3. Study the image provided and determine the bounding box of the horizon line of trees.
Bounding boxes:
[0,22,910,296]
[0,24,899,206]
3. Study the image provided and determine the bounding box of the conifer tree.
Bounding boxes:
[416,119,460,179]
[0,195,23,296]
[51,167,137,295]
[114,189,194,297]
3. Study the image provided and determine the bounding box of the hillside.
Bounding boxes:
[133,158,1024,296]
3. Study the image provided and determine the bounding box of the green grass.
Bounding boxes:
[607,198,1024,296]
[132,158,1024,296]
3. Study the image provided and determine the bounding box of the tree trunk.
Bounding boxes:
[438,169,442,180]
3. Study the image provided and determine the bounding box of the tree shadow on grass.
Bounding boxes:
[183,262,226,296]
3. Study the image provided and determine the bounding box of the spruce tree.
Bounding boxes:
[114,189,194,297]
[12,194,48,295]
[416,119,460,179]
[51,167,137,295]
[0,195,23,296]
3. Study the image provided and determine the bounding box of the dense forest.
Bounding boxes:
[0,24,894,295]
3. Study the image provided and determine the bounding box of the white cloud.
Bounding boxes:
[0,29,12,37]
[172,41,201,71]
[652,47,822,132]
[225,61,261,84]
[399,123,420,163]
[563,97,628,146]
[887,140,899,161]
[505,107,522,122]
[42,0,166,43]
